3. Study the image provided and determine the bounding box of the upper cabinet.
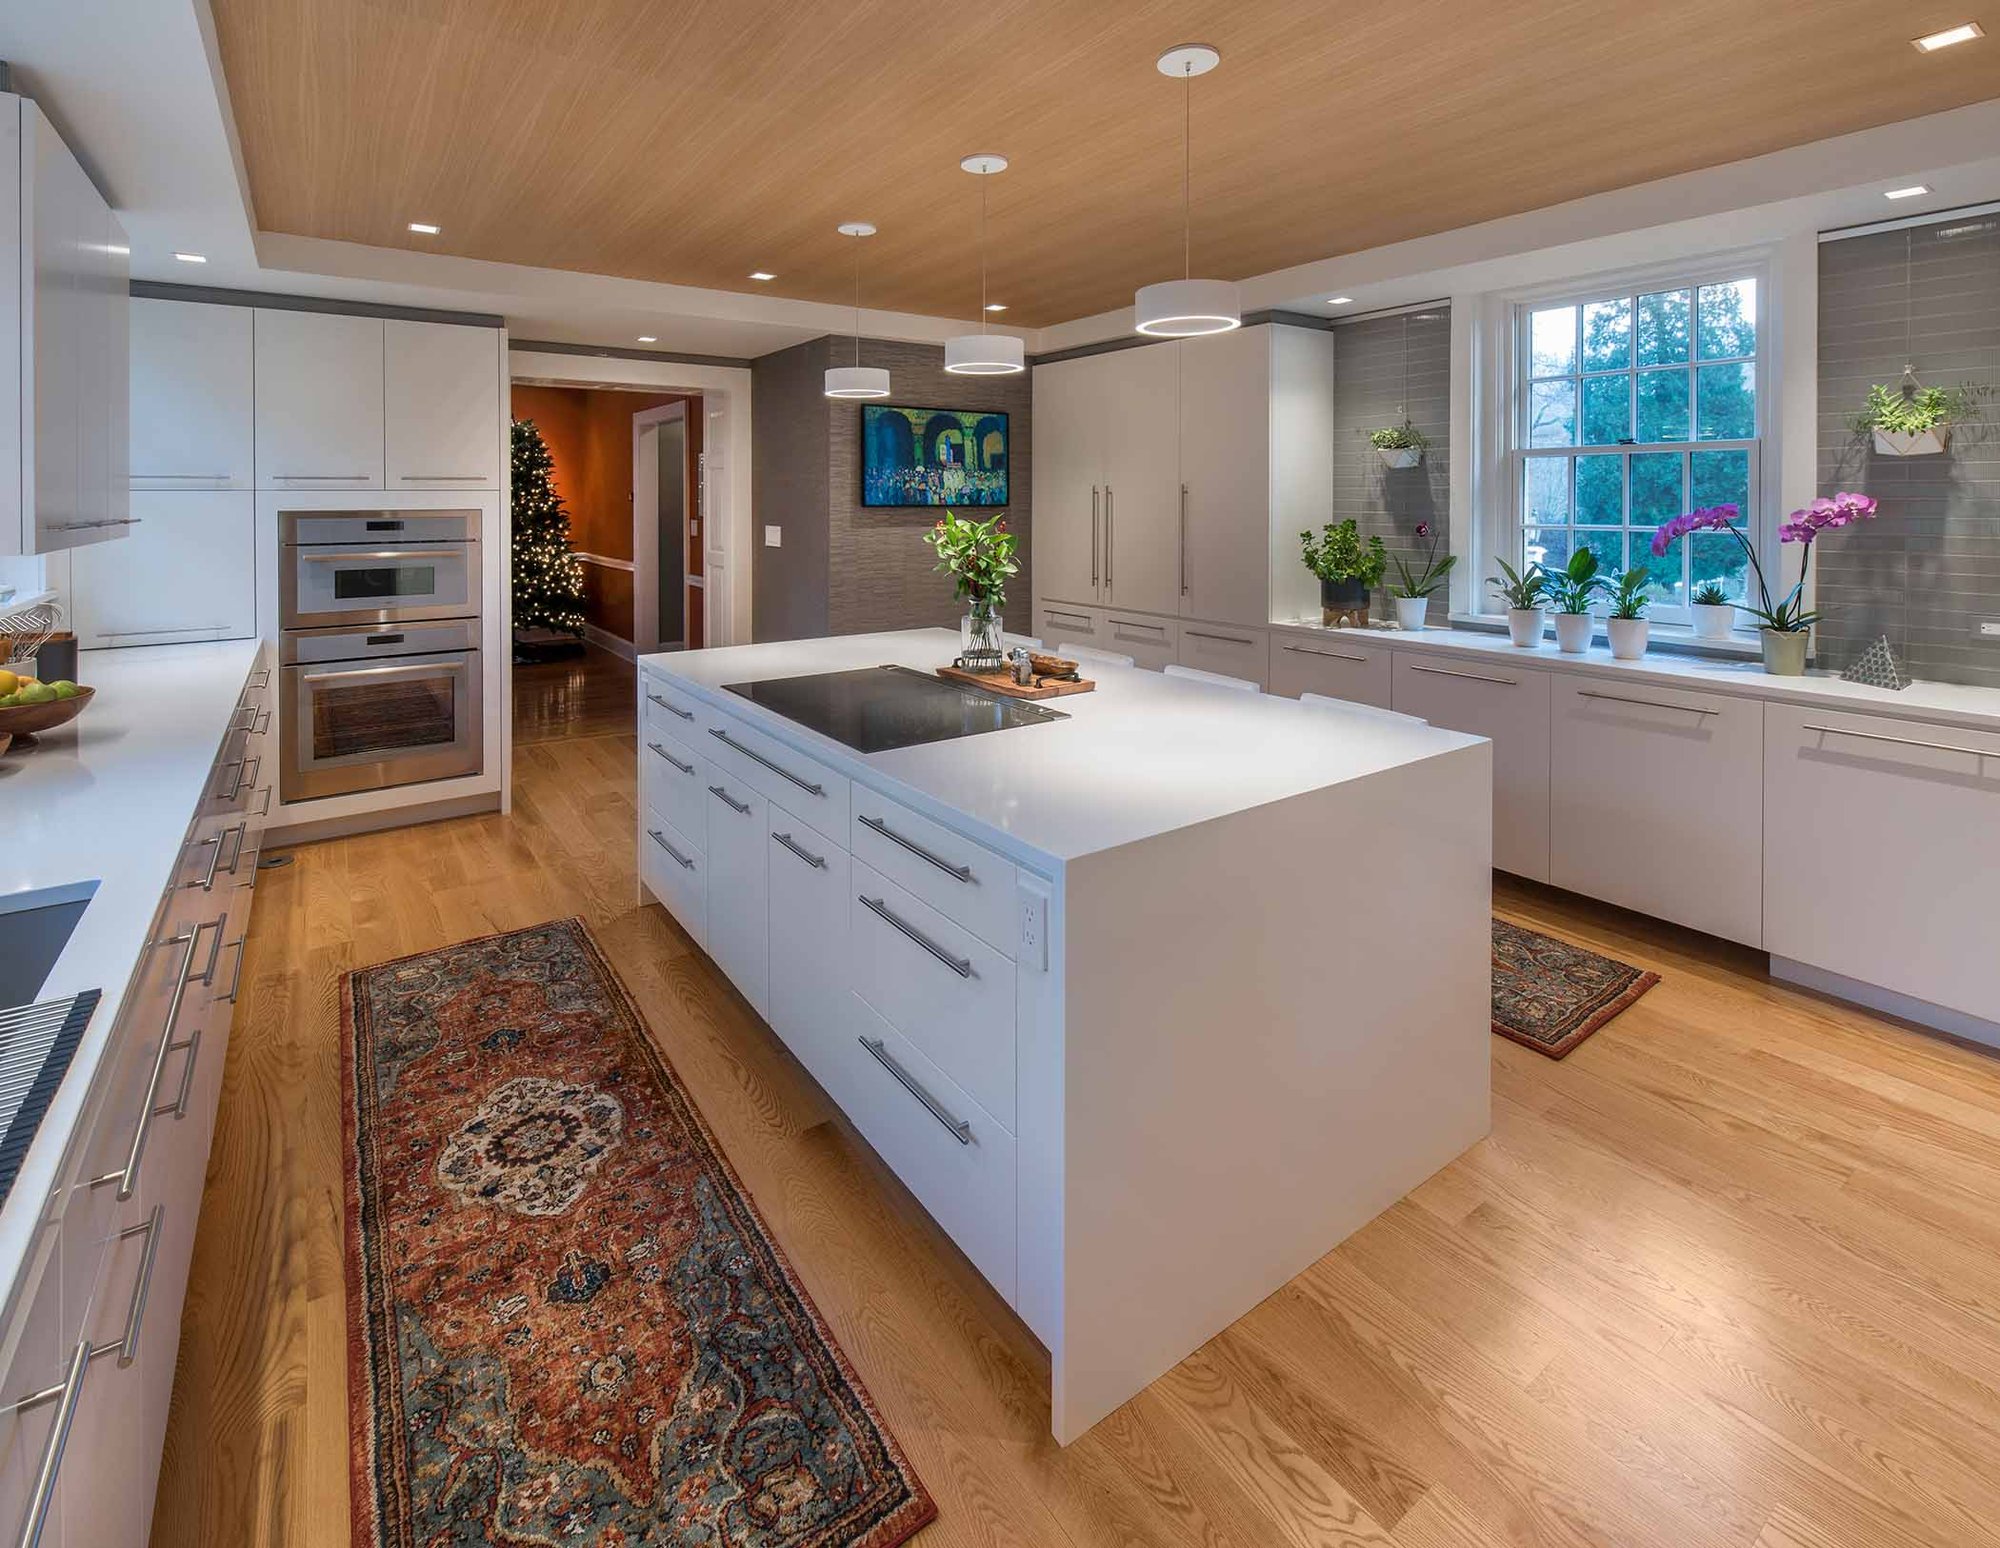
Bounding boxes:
[253,310,386,488]
[3,94,130,555]
[385,320,502,490]
[130,298,253,489]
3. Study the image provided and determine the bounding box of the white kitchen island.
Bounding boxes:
[635,628,1492,1443]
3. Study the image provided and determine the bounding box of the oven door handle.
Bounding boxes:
[298,550,465,562]
[299,662,468,686]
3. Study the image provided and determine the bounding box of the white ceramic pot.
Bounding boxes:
[1393,594,1429,631]
[1760,627,1809,676]
[1871,427,1949,457]
[1607,616,1649,661]
[1506,608,1544,648]
[1552,612,1594,654]
[1690,602,1737,641]
[1376,446,1422,470]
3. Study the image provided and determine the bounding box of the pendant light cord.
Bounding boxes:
[979,176,990,336]
[852,236,863,368]
[1182,66,1192,280]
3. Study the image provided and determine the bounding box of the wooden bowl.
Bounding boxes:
[0,731,11,757]
[1029,652,1079,678]
[0,685,93,737]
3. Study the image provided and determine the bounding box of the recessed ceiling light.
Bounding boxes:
[636,335,658,343]
[984,303,1008,312]
[1885,184,1932,199]
[173,251,207,263]
[407,221,440,235]
[748,271,776,282]
[1912,20,1983,49]
[1327,295,1354,305]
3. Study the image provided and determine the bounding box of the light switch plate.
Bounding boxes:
[1976,618,2000,639]
[764,525,782,547]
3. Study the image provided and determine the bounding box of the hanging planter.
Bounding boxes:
[1869,426,1950,457]
[1376,444,1422,470]
[1852,373,1975,455]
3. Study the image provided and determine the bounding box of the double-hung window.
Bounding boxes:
[1514,271,1762,622]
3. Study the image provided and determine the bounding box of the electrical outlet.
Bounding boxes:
[1976,618,2000,640]
[764,525,782,548]
[1017,887,1047,972]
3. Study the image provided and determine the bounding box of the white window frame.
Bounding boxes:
[1468,248,1781,635]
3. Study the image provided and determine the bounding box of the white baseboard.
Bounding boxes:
[1770,956,2000,1053]
[583,624,637,661]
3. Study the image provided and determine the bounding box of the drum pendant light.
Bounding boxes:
[944,154,1025,375]
[825,222,892,399]
[1134,44,1240,337]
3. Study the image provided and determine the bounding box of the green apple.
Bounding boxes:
[16,681,57,705]
[50,681,79,699]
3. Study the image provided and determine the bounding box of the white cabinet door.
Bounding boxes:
[1550,677,1762,946]
[1764,706,2000,1025]
[1029,356,1103,606]
[70,492,256,647]
[765,806,853,1079]
[130,299,253,489]
[1177,328,1270,626]
[1268,633,1393,707]
[385,321,502,490]
[702,770,769,1016]
[1176,624,1270,688]
[1393,653,1552,881]
[253,310,384,488]
[1098,609,1177,671]
[1034,601,1102,655]
[1099,345,1181,616]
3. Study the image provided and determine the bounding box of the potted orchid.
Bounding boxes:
[1543,547,1608,653]
[1487,558,1547,646]
[1369,420,1428,470]
[925,509,1019,664]
[1651,492,1879,675]
[1388,521,1455,630]
[1604,567,1653,660]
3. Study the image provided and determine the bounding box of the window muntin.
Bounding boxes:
[1516,276,1760,616]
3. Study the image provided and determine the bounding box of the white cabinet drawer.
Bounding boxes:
[1551,677,1762,946]
[765,808,853,1081]
[702,771,770,1016]
[831,996,1016,1305]
[641,728,707,844]
[1268,634,1392,707]
[1764,706,2000,1024]
[851,861,1016,1131]
[1393,653,1552,882]
[1099,611,1176,671]
[641,678,702,735]
[1036,602,1102,652]
[1176,624,1269,688]
[850,788,1018,958]
[697,704,850,846]
[0,1234,70,1548]
[641,807,706,949]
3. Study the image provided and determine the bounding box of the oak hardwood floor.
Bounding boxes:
[151,650,2000,1548]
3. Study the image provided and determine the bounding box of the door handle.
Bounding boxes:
[1104,488,1114,591]
[1574,689,1717,716]
[858,812,973,881]
[1179,483,1189,597]
[647,741,694,775]
[1408,663,1519,687]
[859,895,973,978]
[646,691,695,721]
[1090,486,1100,589]
[859,1037,973,1144]
[647,828,697,869]
[707,783,752,816]
[708,727,825,795]
[299,549,462,562]
[772,830,828,870]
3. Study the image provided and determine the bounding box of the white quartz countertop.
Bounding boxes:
[640,629,1482,869]
[1273,619,2000,734]
[0,640,260,1295]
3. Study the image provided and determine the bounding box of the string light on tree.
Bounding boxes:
[510,418,586,640]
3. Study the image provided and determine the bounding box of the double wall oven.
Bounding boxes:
[279,511,484,802]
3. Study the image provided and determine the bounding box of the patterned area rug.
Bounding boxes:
[1492,920,1660,1059]
[343,918,936,1547]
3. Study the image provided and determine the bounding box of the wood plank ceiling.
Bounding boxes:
[211,0,2000,327]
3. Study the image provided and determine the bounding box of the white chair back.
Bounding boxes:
[1052,642,1135,668]
[1164,663,1260,694]
[1000,633,1043,650]
[1299,692,1428,727]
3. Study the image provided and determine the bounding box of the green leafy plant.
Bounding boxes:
[924,509,1019,611]
[1607,566,1654,620]
[1543,547,1609,616]
[1852,380,1986,436]
[1300,519,1388,586]
[1691,580,1732,607]
[1368,421,1429,451]
[1390,521,1456,598]
[1487,558,1545,611]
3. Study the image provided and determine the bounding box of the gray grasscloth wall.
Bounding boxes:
[1330,308,1451,623]
[1817,216,2000,687]
[752,336,1032,642]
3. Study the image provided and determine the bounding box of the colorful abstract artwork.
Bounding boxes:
[862,405,1009,507]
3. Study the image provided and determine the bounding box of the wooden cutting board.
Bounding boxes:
[935,664,1096,700]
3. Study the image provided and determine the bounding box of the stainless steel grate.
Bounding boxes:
[0,991,100,1207]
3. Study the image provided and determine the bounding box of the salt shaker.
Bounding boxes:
[1009,647,1034,686]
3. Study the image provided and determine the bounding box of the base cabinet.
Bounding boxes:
[1269,634,1393,708]
[1099,610,1176,671]
[765,806,852,1078]
[1393,654,1552,881]
[701,771,769,1016]
[1763,705,2000,1026]
[1176,624,1270,689]
[1551,677,1762,946]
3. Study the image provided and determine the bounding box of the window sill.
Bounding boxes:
[1447,613,1764,661]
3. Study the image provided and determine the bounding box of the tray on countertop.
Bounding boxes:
[936,663,1096,701]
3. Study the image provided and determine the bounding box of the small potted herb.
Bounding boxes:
[1301,519,1387,626]
[1487,559,1546,647]
[1689,580,1736,641]
[1544,547,1608,653]
[1388,521,1454,631]
[1605,567,1653,660]
[1853,380,1984,457]
[1368,421,1428,470]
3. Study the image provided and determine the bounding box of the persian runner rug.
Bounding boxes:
[1491,919,1660,1059]
[343,917,936,1547]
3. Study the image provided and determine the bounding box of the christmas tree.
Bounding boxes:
[511,417,586,639]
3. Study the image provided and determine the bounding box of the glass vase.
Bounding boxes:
[961,601,1004,667]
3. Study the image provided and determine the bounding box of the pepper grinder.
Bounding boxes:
[1009,647,1035,686]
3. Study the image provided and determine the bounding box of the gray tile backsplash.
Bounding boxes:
[1816,217,2000,687]
[1330,308,1452,623]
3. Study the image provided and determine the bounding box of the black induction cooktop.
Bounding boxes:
[724,664,1068,754]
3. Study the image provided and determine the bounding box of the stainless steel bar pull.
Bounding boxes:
[1575,689,1717,716]
[646,692,694,721]
[648,741,694,775]
[773,831,828,870]
[1282,644,1368,663]
[708,727,825,795]
[858,813,972,882]
[707,784,752,816]
[1090,486,1100,589]
[859,896,973,978]
[859,1037,972,1145]
[647,829,696,869]
[1801,723,1992,759]
[1408,663,1518,687]
[1179,483,1190,597]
